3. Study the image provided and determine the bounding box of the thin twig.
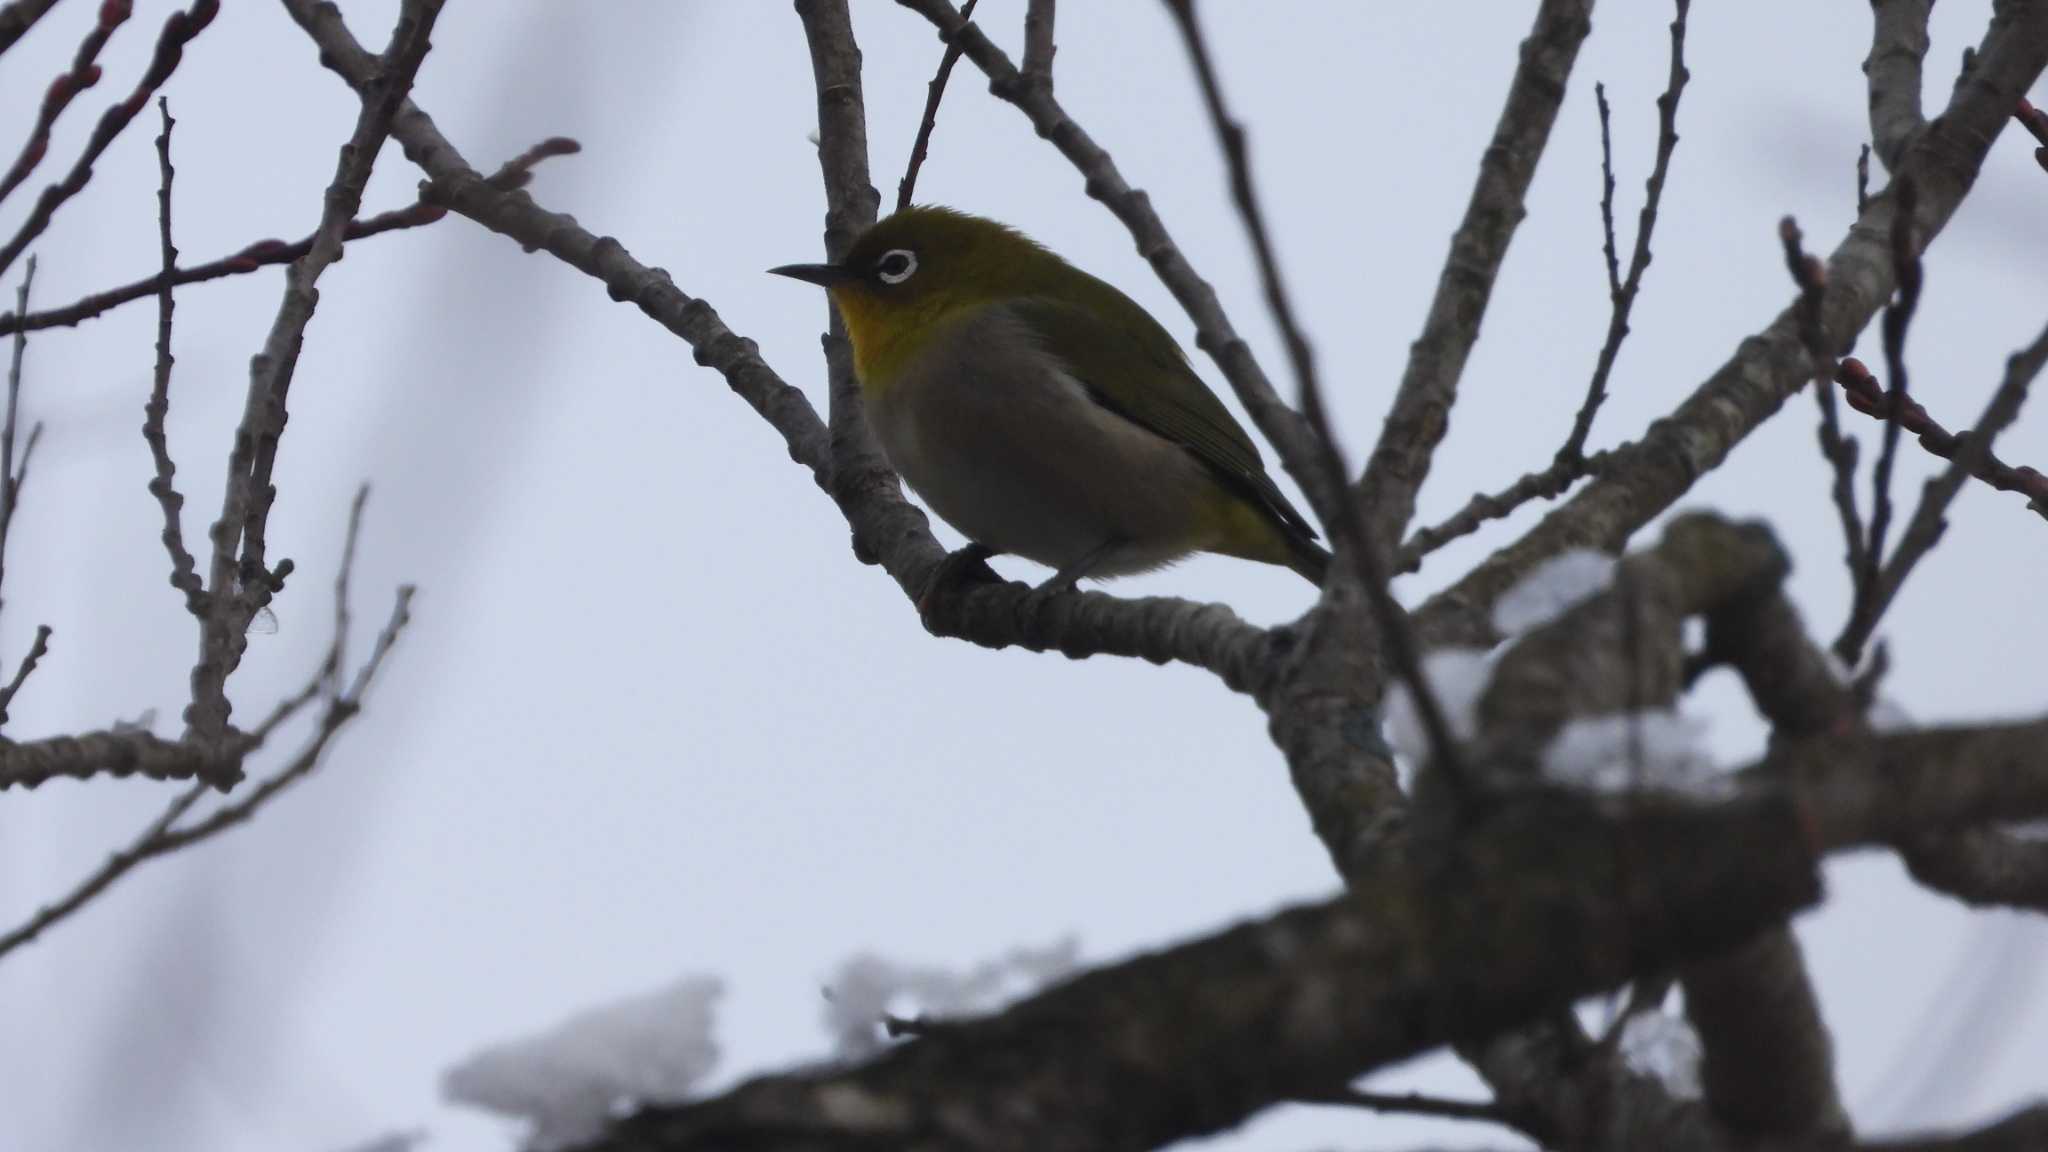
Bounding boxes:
[1296,1087,1518,1130]
[2019,96,2048,173]
[1781,215,1867,579]
[896,0,977,213]
[147,98,204,618]
[1394,449,1609,573]
[1830,356,2048,516]
[0,0,128,206]
[1835,320,2048,662]
[189,0,443,740]
[0,622,49,727]
[0,136,577,338]
[324,485,370,697]
[0,779,208,960]
[0,494,413,961]
[0,0,219,284]
[1594,82,1621,296]
[1163,0,1472,796]
[0,256,35,621]
[1020,0,1055,94]
[1857,143,1873,213]
[0,0,59,59]
[1557,0,1689,463]
[1840,177,1922,666]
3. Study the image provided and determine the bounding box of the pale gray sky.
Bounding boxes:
[0,3,2043,1150]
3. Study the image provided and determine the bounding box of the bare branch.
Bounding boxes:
[1355,0,1593,549]
[0,256,35,620]
[0,621,48,726]
[2018,95,2048,171]
[1163,0,1471,796]
[1865,0,1934,171]
[1295,1087,1518,1131]
[0,780,207,960]
[1557,0,1689,464]
[1901,828,2048,912]
[1411,8,2048,649]
[0,492,411,957]
[796,0,911,582]
[1829,356,2048,516]
[1781,216,1868,580]
[188,0,443,740]
[0,0,219,284]
[1835,318,2048,662]
[895,0,977,213]
[0,135,576,338]
[0,726,248,791]
[1840,177,1924,666]
[1020,0,1054,93]
[147,98,204,619]
[0,0,59,60]
[0,0,126,206]
[1394,450,1606,573]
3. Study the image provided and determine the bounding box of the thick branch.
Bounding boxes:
[1866,0,1935,172]
[0,727,248,790]
[594,790,1818,1152]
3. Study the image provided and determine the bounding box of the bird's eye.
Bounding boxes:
[875,249,918,285]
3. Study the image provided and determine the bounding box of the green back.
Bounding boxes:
[1007,292,1316,542]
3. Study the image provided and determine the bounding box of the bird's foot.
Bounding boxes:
[917,543,1002,625]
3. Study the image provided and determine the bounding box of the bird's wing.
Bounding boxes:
[1005,295,1318,541]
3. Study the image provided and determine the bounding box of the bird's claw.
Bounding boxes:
[917,543,1002,624]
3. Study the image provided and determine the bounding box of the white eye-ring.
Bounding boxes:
[875,248,918,284]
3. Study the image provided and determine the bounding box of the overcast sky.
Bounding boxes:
[1,3,2043,1150]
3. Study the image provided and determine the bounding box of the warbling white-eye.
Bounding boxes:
[771,207,1329,588]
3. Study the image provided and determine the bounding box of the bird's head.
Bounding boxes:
[770,206,1065,383]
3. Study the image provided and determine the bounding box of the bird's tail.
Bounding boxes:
[1286,536,1332,586]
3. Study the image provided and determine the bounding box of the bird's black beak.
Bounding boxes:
[767,262,858,287]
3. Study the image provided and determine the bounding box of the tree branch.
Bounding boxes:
[187,0,442,740]
[1557,0,1688,464]
[593,788,1819,1152]
[147,97,204,619]
[895,0,977,213]
[1835,317,2048,662]
[0,0,127,206]
[0,0,58,58]
[0,0,218,284]
[1355,0,1593,549]
[1411,5,2048,648]
[0,488,412,958]
[1866,0,1935,172]
[0,135,576,338]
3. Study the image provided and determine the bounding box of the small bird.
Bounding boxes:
[771,207,1328,588]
